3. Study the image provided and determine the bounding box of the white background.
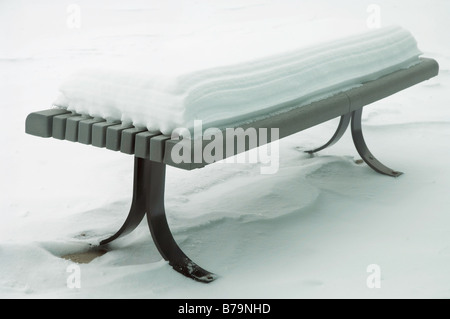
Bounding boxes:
[0,0,449,298]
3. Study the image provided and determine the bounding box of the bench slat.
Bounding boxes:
[347,58,439,111]
[135,132,160,159]
[66,115,91,142]
[25,109,71,138]
[106,124,134,151]
[78,118,106,145]
[52,113,79,140]
[149,135,171,163]
[92,121,121,148]
[121,127,148,155]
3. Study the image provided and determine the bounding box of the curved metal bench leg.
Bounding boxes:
[100,157,147,245]
[145,160,217,283]
[351,108,403,177]
[305,113,352,154]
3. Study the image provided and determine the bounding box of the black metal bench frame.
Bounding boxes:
[25,58,439,282]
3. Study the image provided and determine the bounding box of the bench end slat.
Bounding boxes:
[25,109,70,138]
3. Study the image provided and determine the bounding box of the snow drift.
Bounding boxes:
[53,25,421,134]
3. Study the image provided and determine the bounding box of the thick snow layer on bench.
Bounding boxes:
[53,24,421,135]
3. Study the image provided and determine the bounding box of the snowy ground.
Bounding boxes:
[1,0,449,299]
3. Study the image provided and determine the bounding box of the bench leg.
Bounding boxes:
[100,157,147,245]
[305,113,352,154]
[351,108,403,177]
[100,157,216,283]
[145,160,216,283]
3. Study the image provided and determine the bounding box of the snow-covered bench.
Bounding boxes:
[25,57,438,282]
[24,25,439,282]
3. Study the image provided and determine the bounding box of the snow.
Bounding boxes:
[53,25,421,135]
[1,0,449,299]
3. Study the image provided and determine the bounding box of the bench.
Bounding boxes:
[25,57,439,282]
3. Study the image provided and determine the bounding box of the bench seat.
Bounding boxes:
[27,58,439,169]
